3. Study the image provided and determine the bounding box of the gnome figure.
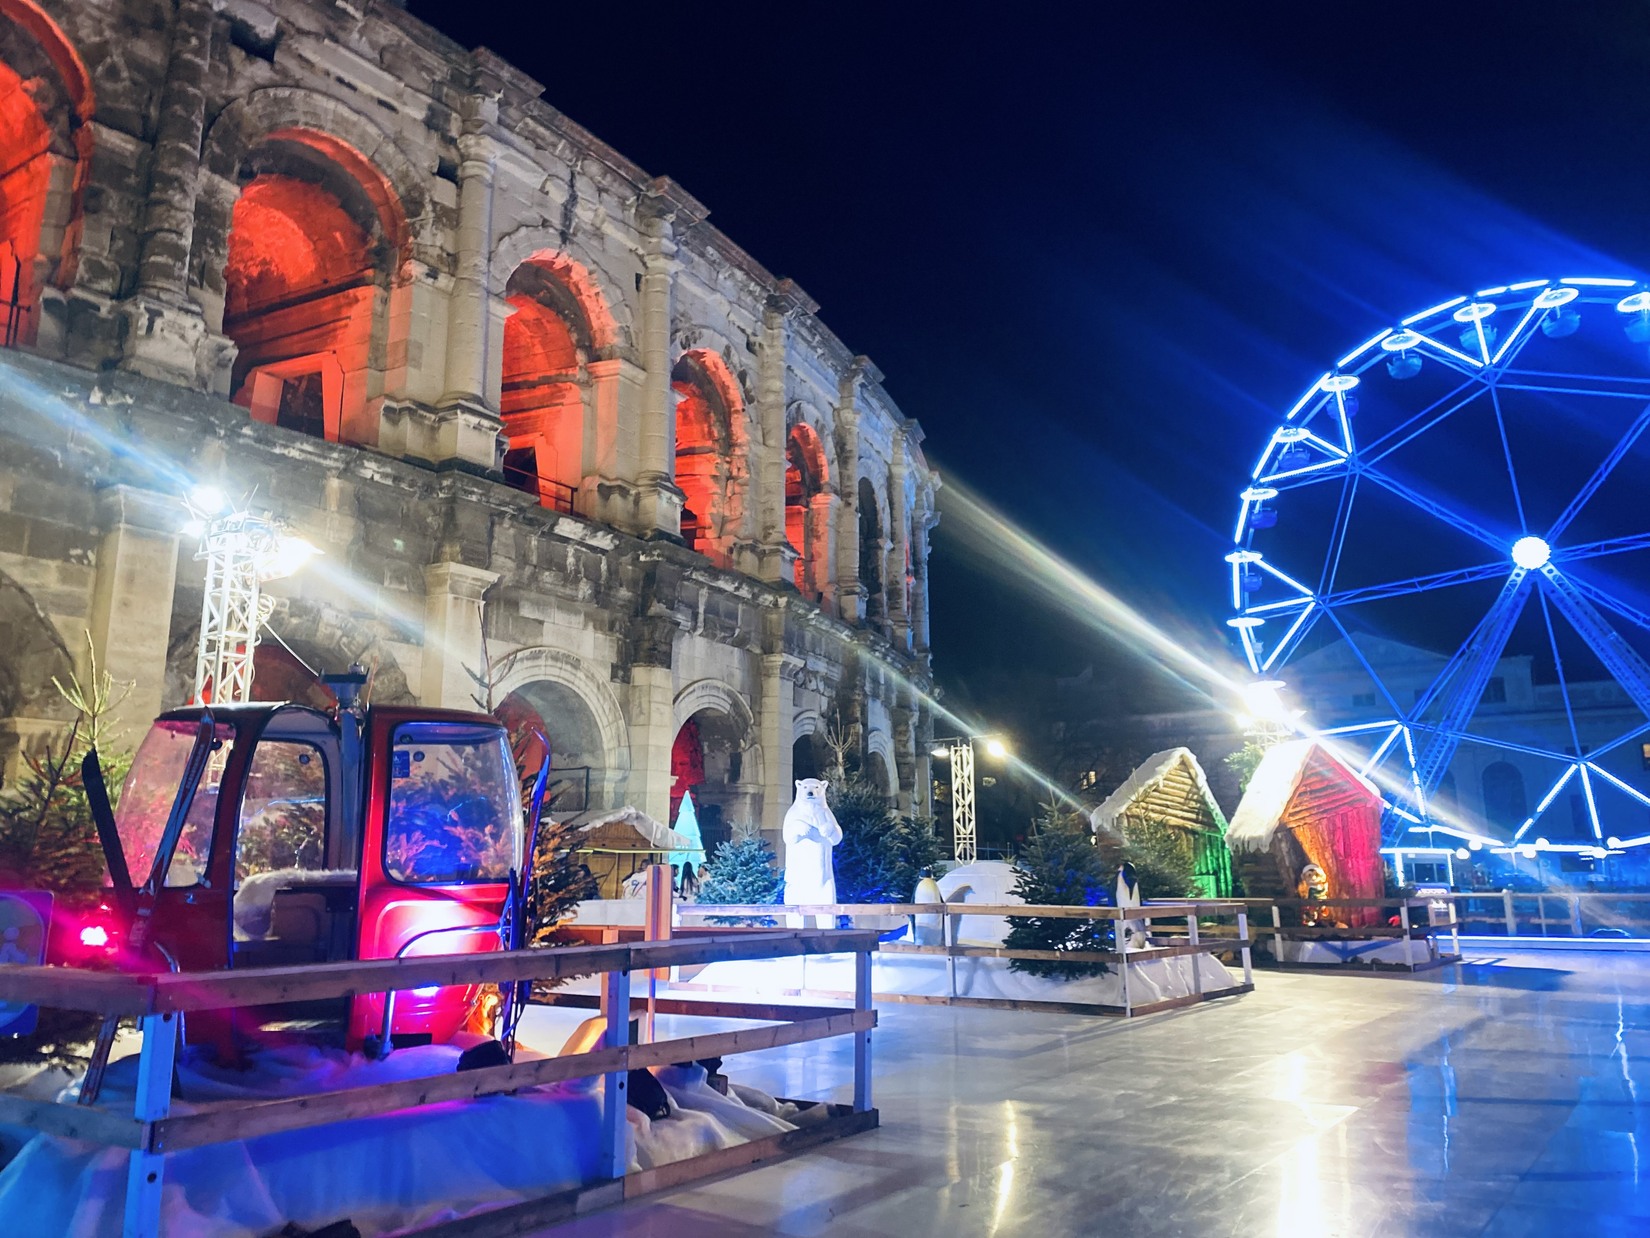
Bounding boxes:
[783,778,843,927]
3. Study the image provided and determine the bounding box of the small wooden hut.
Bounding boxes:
[1225,740,1385,926]
[575,806,700,899]
[1089,748,1234,897]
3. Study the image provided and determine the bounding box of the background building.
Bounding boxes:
[0,0,938,851]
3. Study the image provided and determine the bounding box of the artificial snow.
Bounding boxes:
[0,1038,800,1236]
[687,947,1239,1008]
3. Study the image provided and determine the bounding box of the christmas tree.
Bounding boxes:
[1121,816,1197,900]
[1002,806,1112,979]
[668,789,703,877]
[697,823,779,925]
[0,643,132,1063]
[829,775,943,903]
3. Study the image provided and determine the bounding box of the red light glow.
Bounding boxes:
[78,924,109,948]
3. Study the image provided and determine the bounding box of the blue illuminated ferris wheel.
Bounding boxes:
[1229,277,1650,855]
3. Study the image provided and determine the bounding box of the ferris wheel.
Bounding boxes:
[1228,277,1650,855]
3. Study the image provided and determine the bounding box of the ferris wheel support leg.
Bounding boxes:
[1540,566,1650,720]
[1410,571,1535,812]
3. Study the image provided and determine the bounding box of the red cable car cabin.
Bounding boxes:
[99,690,534,1059]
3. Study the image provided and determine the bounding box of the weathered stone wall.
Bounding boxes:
[0,0,938,837]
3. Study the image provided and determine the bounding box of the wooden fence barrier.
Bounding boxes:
[1228,896,1461,970]
[0,928,880,1238]
[674,900,1254,1017]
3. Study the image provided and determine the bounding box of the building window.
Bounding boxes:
[1352,692,1377,708]
[1640,742,1650,772]
[1483,677,1507,704]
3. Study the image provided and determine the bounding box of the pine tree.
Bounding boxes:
[1121,816,1198,900]
[525,779,597,948]
[829,775,942,903]
[1224,741,1268,795]
[698,823,779,925]
[1003,806,1112,979]
[0,643,132,1063]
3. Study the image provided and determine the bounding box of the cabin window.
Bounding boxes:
[114,720,237,888]
[384,723,522,884]
[235,742,327,883]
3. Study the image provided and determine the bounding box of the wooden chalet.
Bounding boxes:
[1089,748,1235,897]
[1225,740,1385,926]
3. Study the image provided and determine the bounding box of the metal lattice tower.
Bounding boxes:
[192,512,281,705]
[949,740,977,865]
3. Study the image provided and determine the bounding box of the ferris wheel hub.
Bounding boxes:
[1510,535,1551,570]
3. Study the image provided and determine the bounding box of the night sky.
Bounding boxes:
[411,0,1650,724]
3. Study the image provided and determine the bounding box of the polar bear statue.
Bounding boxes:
[783,778,842,928]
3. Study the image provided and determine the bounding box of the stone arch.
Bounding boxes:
[162,600,413,708]
[498,250,621,513]
[865,728,899,798]
[194,91,424,426]
[489,233,629,354]
[0,567,74,772]
[673,677,761,846]
[785,421,830,600]
[0,0,93,345]
[492,645,631,811]
[673,349,749,568]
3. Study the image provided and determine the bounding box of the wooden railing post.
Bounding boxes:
[1187,912,1202,998]
[854,947,873,1113]
[122,1010,178,1238]
[1569,895,1584,938]
[1537,894,1549,937]
[598,964,632,1181]
[1237,907,1253,986]
[1119,912,1133,1017]
[945,907,959,1002]
[1503,889,1516,938]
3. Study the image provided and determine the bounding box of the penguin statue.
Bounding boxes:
[1115,861,1149,951]
[913,873,945,946]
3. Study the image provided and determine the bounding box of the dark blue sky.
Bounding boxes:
[413,0,1650,709]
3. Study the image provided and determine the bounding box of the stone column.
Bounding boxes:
[914,486,938,655]
[120,0,216,385]
[748,282,816,582]
[420,562,498,709]
[87,486,181,737]
[759,652,801,841]
[439,133,498,412]
[888,447,912,650]
[834,365,868,624]
[630,179,704,538]
[625,665,676,827]
[809,490,837,605]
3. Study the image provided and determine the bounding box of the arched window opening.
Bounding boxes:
[792,731,830,783]
[785,424,828,600]
[0,2,92,350]
[858,477,885,625]
[500,257,603,514]
[671,708,749,857]
[672,352,745,569]
[498,680,609,815]
[1481,761,1528,831]
[223,133,406,444]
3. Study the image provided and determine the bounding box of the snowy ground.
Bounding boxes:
[0,1007,818,1237]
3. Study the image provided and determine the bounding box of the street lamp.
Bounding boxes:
[184,486,319,705]
[931,733,1010,864]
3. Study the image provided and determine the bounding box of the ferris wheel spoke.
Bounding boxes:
[1535,587,1586,763]
[1321,560,1509,609]
[1555,571,1650,638]
[1360,377,1482,462]
[1538,565,1650,721]
[1554,531,1650,564]
[1357,465,1507,552]
[1487,385,1529,532]
[1545,401,1650,543]
[1412,571,1536,797]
